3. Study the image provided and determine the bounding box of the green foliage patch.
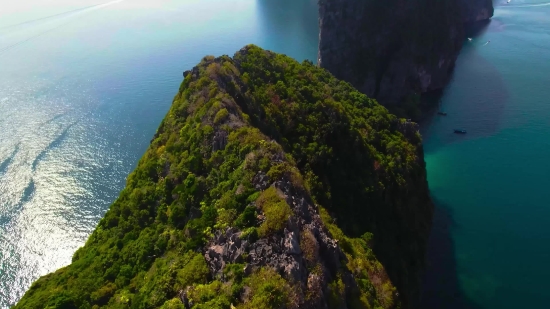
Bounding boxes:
[255,186,292,237]
[238,268,296,309]
[15,45,425,309]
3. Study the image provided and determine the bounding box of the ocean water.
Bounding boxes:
[421,1,550,308]
[0,0,548,308]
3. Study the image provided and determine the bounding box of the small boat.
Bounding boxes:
[437,111,447,116]
[454,129,467,134]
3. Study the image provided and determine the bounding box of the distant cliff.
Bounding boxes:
[318,0,494,117]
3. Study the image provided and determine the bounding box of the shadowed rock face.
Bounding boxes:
[318,0,493,107]
[460,0,494,23]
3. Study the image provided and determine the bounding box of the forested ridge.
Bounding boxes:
[16,45,431,309]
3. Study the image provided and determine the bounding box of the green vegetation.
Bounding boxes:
[255,186,292,237]
[16,45,428,309]
[319,207,397,309]
[240,268,296,309]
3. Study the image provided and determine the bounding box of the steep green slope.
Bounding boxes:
[15,45,432,309]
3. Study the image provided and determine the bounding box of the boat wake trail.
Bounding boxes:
[507,2,550,7]
[0,4,102,31]
[0,21,72,55]
[0,0,126,55]
[93,0,126,10]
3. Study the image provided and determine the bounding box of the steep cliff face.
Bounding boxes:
[318,0,493,113]
[15,45,432,309]
[460,0,494,23]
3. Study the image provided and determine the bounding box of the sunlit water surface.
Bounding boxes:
[0,0,318,306]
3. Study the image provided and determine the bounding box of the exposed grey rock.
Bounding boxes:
[204,228,249,278]
[202,175,364,308]
[178,286,193,309]
[212,130,228,151]
[283,229,301,255]
[306,272,328,309]
[252,171,270,191]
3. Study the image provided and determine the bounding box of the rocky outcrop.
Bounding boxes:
[318,0,493,108]
[203,175,360,308]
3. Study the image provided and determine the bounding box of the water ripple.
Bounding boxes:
[0,77,129,307]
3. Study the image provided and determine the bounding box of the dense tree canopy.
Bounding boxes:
[15,45,430,309]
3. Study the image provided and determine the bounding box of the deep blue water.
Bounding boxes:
[0,0,549,308]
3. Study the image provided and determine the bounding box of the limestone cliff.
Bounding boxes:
[318,0,494,114]
[460,0,494,23]
[15,45,432,309]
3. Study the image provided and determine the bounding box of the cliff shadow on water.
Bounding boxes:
[420,19,509,144]
[418,19,492,120]
[420,19,507,308]
[420,197,482,309]
[465,19,492,38]
[254,0,319,60]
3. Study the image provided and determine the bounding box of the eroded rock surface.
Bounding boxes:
[204,176,359,307]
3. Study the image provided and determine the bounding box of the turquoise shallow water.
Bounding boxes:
[0,0,549,308]
[421,1,550,307]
